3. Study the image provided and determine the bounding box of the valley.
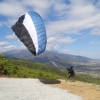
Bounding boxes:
[1,49,100,78]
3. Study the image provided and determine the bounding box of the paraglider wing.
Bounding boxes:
[11,11,47,56]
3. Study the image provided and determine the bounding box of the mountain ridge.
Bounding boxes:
[1,49,100,73]
[1,49,92,67]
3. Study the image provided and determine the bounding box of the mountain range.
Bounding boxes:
[1,49,100,77]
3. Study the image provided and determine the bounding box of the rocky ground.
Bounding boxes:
[0,78,82,100]
[51,80,100,100]
[0,77,100,100]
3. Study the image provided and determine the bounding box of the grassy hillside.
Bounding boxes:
[0,55,66,79]
[0,55,100,85]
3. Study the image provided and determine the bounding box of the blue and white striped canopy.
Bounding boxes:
[11,11,47,56]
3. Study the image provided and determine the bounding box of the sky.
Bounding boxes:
[0,0,100,59]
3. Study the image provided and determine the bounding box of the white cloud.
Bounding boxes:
[0,0,54,26]
[46,43,59,51]
[0,0,27,18]
[1,0,100,59]
[46,0,100,38]
[1,0,100,30]
[0,0,27,27]
[22,0,53,17]
[5,18,18,27]
[4,45,16,48]
[0,42,9,47]
[92,39,100,44]
[91,28,100,36]
[61,49,70,54]
[47,35,76,51]
[1,0,100,35]
[52,0,70,18]
[0,44,27,53]
[0,0,54,18]
[0,23,3,27]
[47,37,55,44]
[60,36,75,43]
[48,35,75,44]
[5,34,17,39]
[54,44,59,50]
[78,51,100,59]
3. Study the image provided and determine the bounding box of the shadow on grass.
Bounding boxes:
[39,78,61,84]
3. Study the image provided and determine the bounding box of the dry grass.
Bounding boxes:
[50,80,100,100]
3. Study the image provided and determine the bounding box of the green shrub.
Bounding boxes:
[0,55,100,85]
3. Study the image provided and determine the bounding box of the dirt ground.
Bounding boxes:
[0,76,100,100]
[50,80,100,100]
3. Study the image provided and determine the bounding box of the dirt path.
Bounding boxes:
[50,80,100,100]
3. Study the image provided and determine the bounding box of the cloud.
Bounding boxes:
[0,0,54,18]
[22,0,53,17]
[3,45,26,51]
[0,42,9,47]
[0,23,3,27]
[1,0,100,59]
[46,43,59,51]
[60,49,70,54]
[46,0,100,38]
[92,39,100,44]
[45,0,100,59]
[1,0,100,27]
[0,44,27,53]
[47,35,76,51]
[4,45,16,48]
[0,0,27,18]
[1,0,100,35]
[90,28,100,36]
[60,36,75,43]
[0,0,27,26]
[48,35,75,44]
[5,18,18,27]
[77,51,100,59]
[0,0,53,26]
[5,34,17,39]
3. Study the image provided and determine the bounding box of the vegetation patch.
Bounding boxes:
[0,55,66,79]
[0,55,100,85]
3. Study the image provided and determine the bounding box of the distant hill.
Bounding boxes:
[0,54,66,79]
[1,54,100,85]
[1,49,100,76]
[1,49,91,66]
